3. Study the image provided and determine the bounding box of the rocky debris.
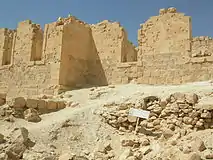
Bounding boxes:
[0,93,6,106]
[92,141,115,160]
[0,128,35,160]
[2,97,68,121]
[0,105,13,119]
[56,15,87,26]
[0,133,5,144]
[186,152,201,160]
[24,108,41,122]
[118,148,133,160]
[100,92,213,135]
[191,137,206,152]
[159,7,177,15]
[89,87,112,100]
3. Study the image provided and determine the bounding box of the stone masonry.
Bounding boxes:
[0,7,213,98]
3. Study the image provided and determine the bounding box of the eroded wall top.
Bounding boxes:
[191,36,213,57]
[90,20,125,62]
[138,7,192,59]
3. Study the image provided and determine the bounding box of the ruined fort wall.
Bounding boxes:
[13,20,43,64]
[121,30,137,62]
[0,28,14,66]
[138,51,213,85]
[91,20,137,84]
[60,20,93,87]
[0,21,61,98]
[138,8,191,61]
[191,36,213,57]
[135,8,213,85]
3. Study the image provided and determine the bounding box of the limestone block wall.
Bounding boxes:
[91,20,137,84]
[0,28,14,66]
[138,7,191,61]
[112,62,143,84]
[59,17,106,88]
[0,63,59,98]
[139,51,213,85]
[13,20,43,64]
[191,36,213,57]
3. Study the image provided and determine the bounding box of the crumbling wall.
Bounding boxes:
[121,31,137,62]
[112,62,143,84]
[191,36,213,57]
[139,51,213,85]
[13,20,43,64]
[0,63,58,98]
[0,20,60,98]
[91,20,137,84]
[138,7,191,61]
[0,28,14,66]
[136,7,213,85]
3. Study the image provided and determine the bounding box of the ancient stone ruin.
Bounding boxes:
[0,7,213,98]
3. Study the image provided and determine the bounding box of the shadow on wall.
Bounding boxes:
[58,22,108,92]
[85,36,108,87]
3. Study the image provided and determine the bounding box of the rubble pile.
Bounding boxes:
[100,92,213,134]
[0,95,67,123]
[0,93,6,106]
[0,128,35,160]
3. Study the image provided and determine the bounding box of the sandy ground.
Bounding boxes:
[1,81,213,159]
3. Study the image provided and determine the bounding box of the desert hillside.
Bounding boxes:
[0,81,213,160]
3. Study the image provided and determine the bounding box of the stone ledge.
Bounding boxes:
[117,62,137,68]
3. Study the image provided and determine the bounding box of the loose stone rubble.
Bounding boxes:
[0,94,68,122]
[100,92,213,135]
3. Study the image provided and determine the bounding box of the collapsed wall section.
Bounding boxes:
[0,28,14,66]
[0,20,60,98]
[13,20,43,64]
[191,36,213,57]
[140,51,213,85]
[91,20,137,84]
[136,8,213,85]
[138,7,192,61]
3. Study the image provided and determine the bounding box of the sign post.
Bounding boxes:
[129,108,150,135]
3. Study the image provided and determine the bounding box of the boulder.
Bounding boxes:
[186,152,201,160]
[159,8,167,15]
[26,99,38,109]
[191,137,206,152]
[119,148,133,160]
[6,128,31,159]
[185,93,198,105]
[170,92,185,103]
[46,100,58,110]
[24,108,41,122]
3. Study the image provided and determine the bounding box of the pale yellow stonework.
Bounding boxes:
[0,8,213,98]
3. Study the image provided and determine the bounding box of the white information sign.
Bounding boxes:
[129,108,150,119]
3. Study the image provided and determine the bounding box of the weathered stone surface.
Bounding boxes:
[26,99,38,109]
[0,8,213,96]
[191,137,206,152]
[0,133,5,144]
[46,101,58,110]
[12,97,26,108]
[23,108,41,122]
[186,152,201,160]
[6,128,31,159]
[118,148,132,160]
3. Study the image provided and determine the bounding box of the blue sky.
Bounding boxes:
[0,0,212,45]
